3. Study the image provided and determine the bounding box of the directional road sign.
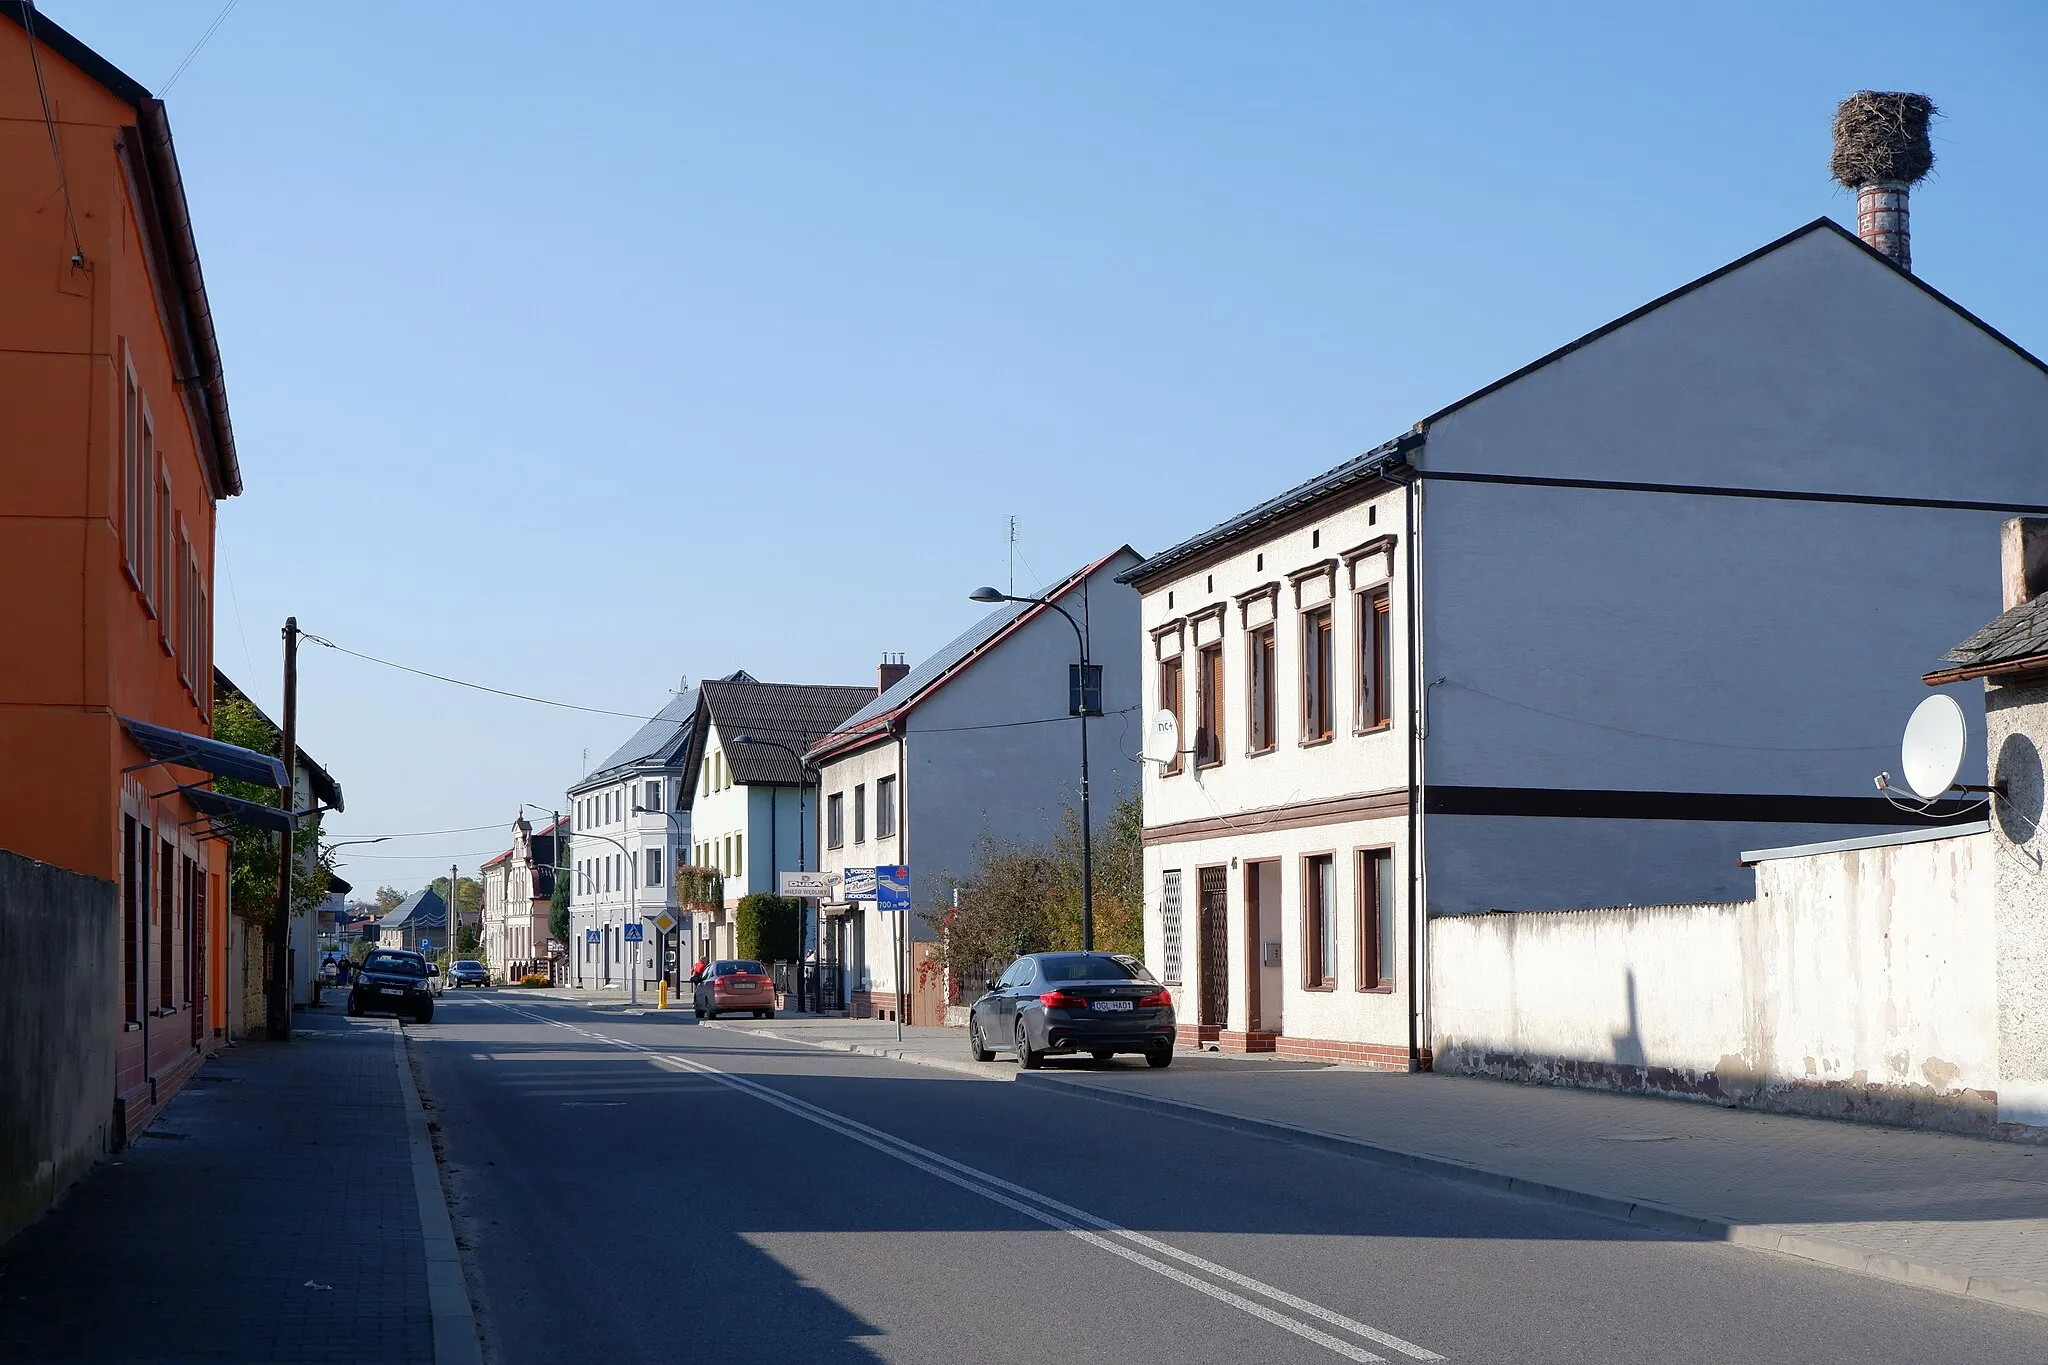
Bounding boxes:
[876,865,910,913]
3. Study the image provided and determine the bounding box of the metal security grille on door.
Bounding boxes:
[1198,866,1228,1027]
[1160,871,1183,984]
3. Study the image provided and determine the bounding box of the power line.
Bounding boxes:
[300,632,662,721]
[329,821,522,840]
[160,0,240,94]
[20,3,83,265]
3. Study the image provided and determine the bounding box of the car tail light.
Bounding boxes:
[1039,989,1089,1010]
[1136,988,1171,1009]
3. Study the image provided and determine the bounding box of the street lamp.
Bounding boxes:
[734,734,816,1012]
[969,584,1098,950]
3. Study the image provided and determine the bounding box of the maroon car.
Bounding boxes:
[692,959,776,1019]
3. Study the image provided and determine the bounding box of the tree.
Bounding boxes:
[375,886,406,915]
[548,871,570,947]
[735,894,799,962]
[428,874,484,924]
[211,691,330,924]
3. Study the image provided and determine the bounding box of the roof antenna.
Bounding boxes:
[1007,515,1018,596]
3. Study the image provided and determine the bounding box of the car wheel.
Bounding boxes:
[1015,1018,1042,1070]
[344,995,361,1018]
[763,1010,776,1020]
[969,1016,995,1063]
[1146,1045,1173,1069]
[1090,1049,1115,1063]
[416,1001,434,1025]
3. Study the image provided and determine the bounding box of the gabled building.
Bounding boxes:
[374,887,448,956]
[479,814,563,982]
[0,5,276,1239]
[679,678,873,964]
[1123,214,2048,1069]
[809,549,1143,1023]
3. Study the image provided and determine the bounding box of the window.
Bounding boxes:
[1247,625,1276,754]
[734,832,743,875]
[723,835,733,875]
[1356,848,1394,990]
[853,784,867,844]
[122,362,141,582]
[1195,643,1224,768]
[1357,587,1392,730]
[123,816,141,1023]
[158,463,173,651]
[1304,853,1336,988]
[1160,869,1183,984]
[827,792,845,848]
[647,849,662,886]
[1302,606,1333,743]
[175,525,193,687]
[160,836,177,1008]
[645,780,662,812]
[182,854,197,1004]
[1158,656,1184,776]
[195,573,211,718]
[875,775,897,838]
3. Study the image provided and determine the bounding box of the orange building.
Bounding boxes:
[1,4,278,1236]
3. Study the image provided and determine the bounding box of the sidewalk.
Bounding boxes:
[701,1015,2048,1318]
[0,1014,478,1364]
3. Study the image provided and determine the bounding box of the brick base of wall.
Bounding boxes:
[1274,1036,1431,1071]
[1217,1030,1279,1054]
[851,991,903,1022]
[1176,1024,1222,1048]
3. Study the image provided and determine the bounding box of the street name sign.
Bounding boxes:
[780,870,833,899]
[876,865,909,913]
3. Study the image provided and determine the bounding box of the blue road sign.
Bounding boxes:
[876,865,910,913]
[418,938,433,952]
[586,928,600,946]
[623,923,644,943]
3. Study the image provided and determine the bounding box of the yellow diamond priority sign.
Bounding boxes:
[652,909,678,935]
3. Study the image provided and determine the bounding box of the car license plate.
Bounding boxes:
[381,987,403,995]
[1091,999,1133,1012]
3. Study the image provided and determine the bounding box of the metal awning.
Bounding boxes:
[121,715,287,789]
[179,784,297,834]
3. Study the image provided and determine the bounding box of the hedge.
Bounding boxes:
[734,893,799,963]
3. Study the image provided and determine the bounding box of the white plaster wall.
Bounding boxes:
[1985,672,2048,1127]
[568,767,681,985]
[1430,828,2003,1129]
[817,737,906,995]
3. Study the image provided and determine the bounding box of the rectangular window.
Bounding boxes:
[1357,588,1392,730]
[1247,625,1276,754]
[853,784,867,844]
[1302,606,1333,743]
[196,576,211,719]
[1160,869,1184,984]
[827,793,845,848]
[175,526,193,688]
[1303,853,1335,989]
[140,409,157,613]
[647,848,662,886]
[122,363,140,581]
[1356,848,1394,989]
[1196,643,1224,768]
[875,775,897,839]
[158,464,173,651]
[645,780,662,812]
[1158,656,1184,776]
[123,816,141,1023]
[182,854,197,1004]
[734,832,742,876]
[160,837,177,1008]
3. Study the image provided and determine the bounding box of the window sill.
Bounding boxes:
[1301,982,1336,993]
[1246,744,1276,759]
[1195,759,1225,772]
[124,1020,142,1032]
[1355,983,1395,995]
[1298,735,1334,750]
[1353,722,1393,737]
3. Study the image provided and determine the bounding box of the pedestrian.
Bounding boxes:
[691,957,707,981]
[335,957,352,987]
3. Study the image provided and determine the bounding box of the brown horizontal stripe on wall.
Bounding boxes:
[1423,785,1979,824]
[1144,787,1410,846]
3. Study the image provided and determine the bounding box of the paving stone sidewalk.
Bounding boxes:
[703,1015,2048,1317]
[0,1017,437,1364]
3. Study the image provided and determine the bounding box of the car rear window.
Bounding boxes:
[455,961,482,969]
[364,954,427,977]
[1036,954,1155,983]
[715,961,765,976]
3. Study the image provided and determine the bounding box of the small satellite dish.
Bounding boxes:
[1144,709,1181,766]
[1901,694,1966,800]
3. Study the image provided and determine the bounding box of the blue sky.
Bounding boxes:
[62,1,2048,891]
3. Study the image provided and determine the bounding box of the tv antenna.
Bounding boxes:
[1007,515,1018,596]
[1142,708,1191,767]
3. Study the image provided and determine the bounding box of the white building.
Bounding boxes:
[478,814,563,982]
[679,677,873,964]
[565,676,743,991]
[809,549,1142,1023]
[1125,215,2048,1069]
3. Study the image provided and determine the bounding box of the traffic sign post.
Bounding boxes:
[623,923,644,943]
[873,867,910,1039]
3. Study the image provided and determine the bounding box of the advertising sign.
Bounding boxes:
[780,870,833,900]
[841,866,877,902]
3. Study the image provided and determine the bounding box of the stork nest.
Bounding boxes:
[1830,91,1936,187]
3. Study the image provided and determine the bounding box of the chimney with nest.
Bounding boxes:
[878,652,909,696]
[1830,91,1936,272]
[2001,518,2048,610]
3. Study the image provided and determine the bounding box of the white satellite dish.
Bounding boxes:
[1144,708,1181,766]
[1901,694,1966,800]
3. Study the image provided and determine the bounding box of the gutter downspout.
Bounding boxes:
[1388,458,1427,1072]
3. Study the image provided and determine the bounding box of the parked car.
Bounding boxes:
[969,952,1174,1069]
[346,949,435,1023]
[692,959,776,1019]
[447,960,490,988]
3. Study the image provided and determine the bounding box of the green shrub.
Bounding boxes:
[734,894,799,962]
[517,973,550,988]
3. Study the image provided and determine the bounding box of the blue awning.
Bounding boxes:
[121,716,287,789]
[179,784,298,834]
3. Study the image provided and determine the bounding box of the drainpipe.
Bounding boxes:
[1390,460,1427,1071]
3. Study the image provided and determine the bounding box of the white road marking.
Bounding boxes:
[476,998,1443,1362]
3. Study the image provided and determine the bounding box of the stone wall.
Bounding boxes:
[0,849,117,1245]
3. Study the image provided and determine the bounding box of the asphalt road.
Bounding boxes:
[410,990,2048,1365]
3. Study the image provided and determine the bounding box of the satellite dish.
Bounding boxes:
[1144,709,1181,765]
[1901,694,1966,800]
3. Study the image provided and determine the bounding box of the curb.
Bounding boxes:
[700,1021,2048,1319]
[392,1031,485,1365]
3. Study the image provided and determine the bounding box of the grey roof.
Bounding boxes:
[577,670,757,789]
[1928,594,2048,679]
[822,547,1141,754]
[379,887,446,931]
[1117,437,1415,587]
[684,681,875,796]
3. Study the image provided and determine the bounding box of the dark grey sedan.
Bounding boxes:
[968,952,1174,1069]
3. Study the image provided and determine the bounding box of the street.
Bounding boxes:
[413,992,2046,1365]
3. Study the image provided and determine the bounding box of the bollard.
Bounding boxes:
[658,978,667,1011]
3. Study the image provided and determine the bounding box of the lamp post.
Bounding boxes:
[969,584,1097,950]
[734,734,815,1012]
[570,827,644,1004]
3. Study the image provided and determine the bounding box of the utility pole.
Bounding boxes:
[449,862,458,972]
[266,617,299,1041]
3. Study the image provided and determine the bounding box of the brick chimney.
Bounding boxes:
[1830,92,1935,273]
[878,652,909,695]
[2001,518,2048,610]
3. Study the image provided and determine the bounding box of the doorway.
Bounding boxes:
[1244,860,1281,1035]
[1197,866,1229,1028]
